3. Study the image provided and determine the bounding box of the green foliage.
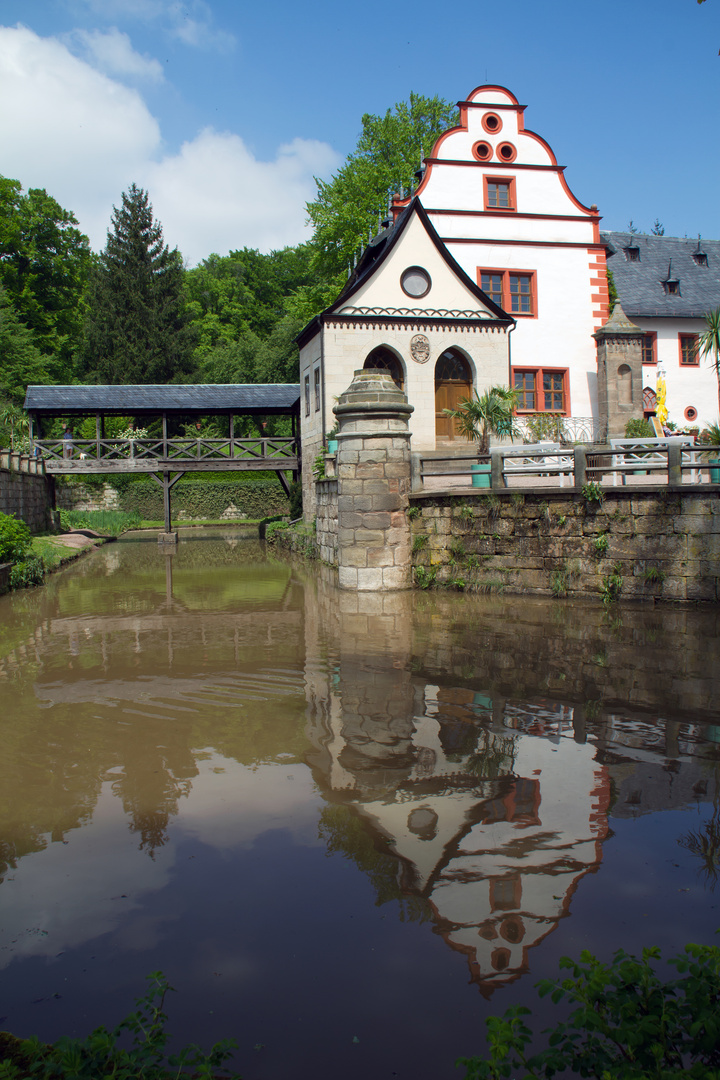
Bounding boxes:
[414,565,437,589]
[59,509,141,534]
[0,174,90,376]
[523,412,565,443]
[80,184,196,384]
[582,480,605,505]
[550,567,569,597]
[607,267,618,313]
[114,478,288,521]
[306,93,458,278]
[601,562,624,604]
[698,309,720,391]
[8,554,45,589]
[643,565,666,584]
[312,451,326,480]
[698,422,720,446]
[0,971,239,1079]
[444,385,519,455]
[407,504,421,520]
[288,480,302,520]
[0,512,31,563]
[457,939,720,1080]
[412,533,429,554]
[594,532,609,556]
[625,417,655,438]
[0,287,51,410]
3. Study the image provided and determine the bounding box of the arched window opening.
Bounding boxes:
[618,363,632,407]
[363,347,404,390]
[434,348,472,442]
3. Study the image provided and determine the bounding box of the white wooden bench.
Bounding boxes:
[609,437,696,485]
[502,442,574,486]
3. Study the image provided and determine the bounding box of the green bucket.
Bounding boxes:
[471,462,491,488]
[710,459,720,484]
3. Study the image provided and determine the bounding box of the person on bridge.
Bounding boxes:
[62,426,73,459]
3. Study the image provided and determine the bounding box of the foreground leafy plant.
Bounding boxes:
[457,939,720,1079]
[0,971,240,1079]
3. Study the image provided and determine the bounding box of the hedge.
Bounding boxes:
[59,478,289,520]
[117,479,289,520]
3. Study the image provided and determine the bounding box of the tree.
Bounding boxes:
[699,307,720,412]
[651,218,665,235]
[0,284,51,407]
[0,175,90,379]
[306,93,459,279]
[81,184,195,384]
[443,385,520,455]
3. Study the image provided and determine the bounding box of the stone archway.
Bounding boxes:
[435,348,472,441]
[364,346,404,390]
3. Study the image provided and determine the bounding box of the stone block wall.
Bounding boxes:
[0,466,53,532]
[316,478,338,565]
[409,489,720,602]
[56,481,121,512]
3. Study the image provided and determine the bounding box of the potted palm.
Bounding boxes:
[444,385,520,486]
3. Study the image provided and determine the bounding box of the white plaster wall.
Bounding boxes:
[440,240,600,418]
[346,212,495,314]
[321,322,510,452]
[635,317,719,429]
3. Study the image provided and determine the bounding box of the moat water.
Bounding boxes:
[0,529,719,1079]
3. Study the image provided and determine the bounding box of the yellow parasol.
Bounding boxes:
[656,367,668,426]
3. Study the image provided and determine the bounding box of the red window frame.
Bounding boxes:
[642,332,657,365]
[478,268,537,318]
[679,333,699,366]
[512,367,569,415]
[483,175,516,212]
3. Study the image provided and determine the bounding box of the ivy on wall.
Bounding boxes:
[61,478,289,519]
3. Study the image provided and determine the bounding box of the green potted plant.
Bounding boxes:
[326,423,339,454]
[699,421,720,483]
[444,385,519,486]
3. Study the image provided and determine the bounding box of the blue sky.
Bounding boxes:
[1,0,718,264]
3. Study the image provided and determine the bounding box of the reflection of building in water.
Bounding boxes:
[302,582,611,995]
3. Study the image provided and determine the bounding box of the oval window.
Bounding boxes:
[497,142,517,163]
[684,406,698,422]
[401,266,431,298]
[482,112,503,134]
[472,141,493,162]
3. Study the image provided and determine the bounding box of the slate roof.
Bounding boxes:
[296,197,513,347]
[603,232,720,319]
[24,384,301,416]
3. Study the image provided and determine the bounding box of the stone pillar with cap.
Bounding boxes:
[593,302,645,438]
[333,369,414,590]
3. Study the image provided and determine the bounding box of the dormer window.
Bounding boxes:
[624,246,640,262]
[692,238,708,266]
[662,260,679,295]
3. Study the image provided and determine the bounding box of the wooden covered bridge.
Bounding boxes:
[23,384,301,536]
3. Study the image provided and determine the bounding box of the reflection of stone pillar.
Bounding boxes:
[334,370,413,591]
[593,303,644,439]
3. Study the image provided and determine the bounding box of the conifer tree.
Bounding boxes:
[81,184,195,384]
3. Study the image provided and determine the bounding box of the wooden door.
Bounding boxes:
[435,380,471,440]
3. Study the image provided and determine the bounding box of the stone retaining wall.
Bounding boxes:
[0,465,54,533]
[316,478,338,565]
[409,489,720,602]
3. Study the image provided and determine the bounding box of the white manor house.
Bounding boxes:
[298,83,720,487]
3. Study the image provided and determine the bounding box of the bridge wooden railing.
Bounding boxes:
[33,436,299,471]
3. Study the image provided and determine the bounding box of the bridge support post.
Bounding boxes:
[150,471,184,543]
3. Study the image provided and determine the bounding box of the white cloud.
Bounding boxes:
[67,27,165,81]
[147,129,340,263]
[0,25,340,262]
[75,0,236,52]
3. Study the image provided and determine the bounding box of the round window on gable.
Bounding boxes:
[497,141,517,163]
[482,112,503,134]
[401,266,431,299]
[684,406,698,422]
[472,141,493,162]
